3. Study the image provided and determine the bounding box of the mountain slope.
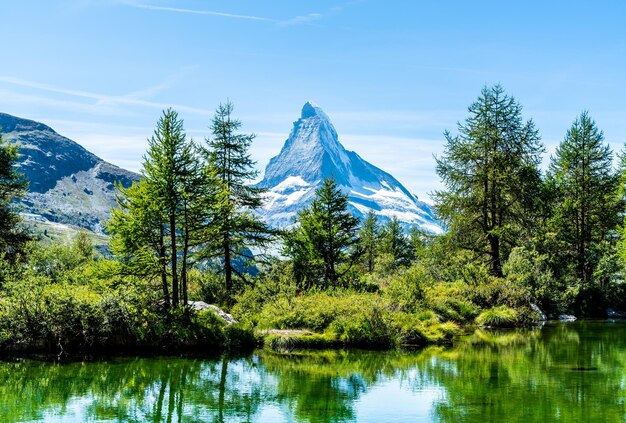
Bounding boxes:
[257,102,442,233]
[1,113,139,232]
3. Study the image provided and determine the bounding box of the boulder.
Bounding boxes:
[189,301,238,324]
[558,314,577,322]
[530,303,547,321]
[606,308,626,318]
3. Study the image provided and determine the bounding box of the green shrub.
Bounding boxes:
[329,306,392,347]
[265,332,340,351]
[423,282,480,322]
[475,306,519,327]
[224,324,257,351]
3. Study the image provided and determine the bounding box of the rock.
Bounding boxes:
[188,301,238,324]
[558,314,577,322]
[530,303,547,321]
[606,308,626,318]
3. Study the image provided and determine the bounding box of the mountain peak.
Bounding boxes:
[257,103,442,234]
[301,101,328,120]
[0,112,56,134]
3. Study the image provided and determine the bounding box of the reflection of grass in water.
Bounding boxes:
[3,322,626,423]
[469,327,541,347]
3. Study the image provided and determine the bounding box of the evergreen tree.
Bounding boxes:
[408,226,426,260]
[380,217,412,268]
[359,211,380,273]
[548,112,620,286]
[0,131,31,260]
[203,101,273,294]
[284,178,360,289]
[109,180,171,305]
[434,85,543,276]
[108,109,213,308]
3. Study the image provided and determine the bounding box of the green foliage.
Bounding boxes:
[358,210,379,273]
[434,84,543,276]
[475,306,519,327]
[284,178,360,289]
[230,261,297,325]
[547,112,621,314]
[381,264,430,312]
[423,282,481,322]
[195,269,230,306]
[0,131,31,260]
[379,217,413,269]
[253,290,462,349]
[265,332,341,351]
[223,323,257,351]
[108,108,216,308]
[203,101,274,294]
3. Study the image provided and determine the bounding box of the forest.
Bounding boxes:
[1,84,625,354]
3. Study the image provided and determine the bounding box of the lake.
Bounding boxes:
[2,321,625,422]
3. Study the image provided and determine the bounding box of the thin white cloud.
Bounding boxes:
[121,1,358,27]
[126,2,274,22]
[0,75,213,116]
[278,13,323,27]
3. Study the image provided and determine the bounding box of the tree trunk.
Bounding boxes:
[181,203,189,307]
[218,357,229,423]
[488,233,502,277]
[224,233,232,293]
[159,226,170,309]
[170,212,179,307]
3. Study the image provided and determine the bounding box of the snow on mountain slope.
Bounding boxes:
[257,102,442,234]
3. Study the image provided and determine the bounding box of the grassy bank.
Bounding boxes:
[230,264,544,351]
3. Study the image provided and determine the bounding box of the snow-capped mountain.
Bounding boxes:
[257,102,442,234]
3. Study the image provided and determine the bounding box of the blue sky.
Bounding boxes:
[1,0,625,201]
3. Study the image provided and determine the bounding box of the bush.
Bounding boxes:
[475,306,519,327]
[224,324,257,351]
[329,306,392,347]
[423,282,480,322]
[265,332,340,351]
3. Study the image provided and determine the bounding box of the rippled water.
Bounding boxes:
[2,321,625,422]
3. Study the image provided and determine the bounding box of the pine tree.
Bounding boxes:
[548,112,620,285]
[380,217,413,268]
[434,85,543,276]
[359,211,380,273]
[285,178,360,288]
[203,101,273,294]
[0,131,31,260]
[108,109,214,308]
[408,226,426,260]
[109,180,171,305]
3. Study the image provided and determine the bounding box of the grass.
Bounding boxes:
[475,306,519,327]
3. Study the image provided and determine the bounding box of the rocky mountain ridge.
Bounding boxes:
[257,102,442,233]
[1,112,139,232]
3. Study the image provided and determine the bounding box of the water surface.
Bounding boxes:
[2,321,625,422]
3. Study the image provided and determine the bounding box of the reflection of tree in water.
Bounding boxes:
[257,349,424,423]
[422,322,626,422]
[2,322,626,422]
[0,356,267,422]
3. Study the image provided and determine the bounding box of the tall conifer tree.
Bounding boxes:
[109,109,214,308]
[204,101,273,293]
[434,85,543,276]
[548,112,620,285]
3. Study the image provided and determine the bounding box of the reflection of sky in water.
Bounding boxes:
[354,378,445,422]
[7,321,626,422]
